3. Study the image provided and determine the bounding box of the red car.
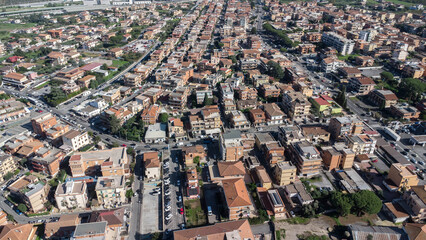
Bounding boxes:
[122,144,127,147]
[179,208,184,215]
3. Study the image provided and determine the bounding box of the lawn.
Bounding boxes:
[0,23,36,31]
[384,0,415,7]
[112,60,129,68]
[337,54,359,61]
[184,199,206,227]
[34,81,50,90]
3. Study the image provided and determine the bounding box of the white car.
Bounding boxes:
[165,206,171,211]
[164,179,170,184]
[165,190,171,196]
[165,214,173,220]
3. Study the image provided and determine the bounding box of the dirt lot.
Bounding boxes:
[275,216,334,240]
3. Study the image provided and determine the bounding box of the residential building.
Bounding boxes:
[62,130,90,151]
[95,175,126,209]
[2,72,31,89]
[0,224,37,240]
[221,178,254,220]
[368,89,398,109]
[284,181,314,205]
[55,181,88,211]
[344,134,376,155]
[385,163,418,191]
[169,87,189,110]
[298,44,316,54]
[282,90,311,120]
[259,84,280,99]
[44,214,79,239]
[274,161,297,186]
[253,166,272,189]
[390,104,420,120]
[320,57,346,73]
[168,118,186,141]
[311,95,342,116]
[220,131,244,162]
[173,220,254,240]
[143,151,160,180]
[402,185,426,222]
[348,225,408,240]
[141,104,160,125]
[182,145,206,165]
[258,188,287,219]
[31,113,57,137]
[189,105,222,136]
[71,221,107,240]
[123,73,142,87]
[290,141,322,177]
[31,148,64,177]
[248,108,266,127]
[228,110,250,129]
[69,147,129,177]
[186,168,199,199]
[300,125,330,144]
[0,155,17,182]
[262,103,285,125]
[209,161,248,182]
[348,76,376,95]
[328,116,363,140]
[8,175,48,212]
[322,32,354,55]
[100,89,121,104]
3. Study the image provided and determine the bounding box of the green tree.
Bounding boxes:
[380,71,394,82]
[93,136,101,144]
[353,190,382,215]
[108,115,121,134]
[125,189,134,199]
[3,172,14,181]
[266,61,284,81]
[331,191,352,216]
[17,204,27,213]
[398,78,426,103]
[159,113,169,123]
[251,27,257,34]
[193,156,200,165]
[203,93,213,106]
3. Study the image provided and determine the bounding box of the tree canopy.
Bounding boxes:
[159,113,169,123]
[331,190,382,217]
[266,61,284,81]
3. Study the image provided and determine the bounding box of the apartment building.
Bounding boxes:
[282,90,311,120]
[100,89,121,104]
[258,188,287,219]
[402,185,426,222]
[31,148,64,177]
[253,166,272,189]
[221,178,254,220]
[173,220,254,240]
[71,221,107,240]
[220,131,244,162]
[141,104,160,125]
[368,89,398,109]
[263,103,285,125]
[95,175,126,209]
[228,110,251,129]
[168,118,186,141]
[328,116,363,140]
[248,108,266,127]
[259,84,280,99]
[8,175,48,213]
[69,147,129,177]
[168,86,189,110]
[390,104,420,120]
[62,130,90,151]
[189,105,222,136]
[348,77,376,95]
[182,145,206,165]
[322,32,354,55]
[2,72,31,89]
[385,163,418,191]
[123,73,142,87]
[143,151,160,180]
[274,161,297,186]
[344,134,376,155]
[55,181,88,211]
[31,113,57,137]
[0,155,17,182]
[186,168,199,199]
[290,141,322,177]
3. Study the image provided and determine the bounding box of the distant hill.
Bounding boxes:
[0,0,59,7]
